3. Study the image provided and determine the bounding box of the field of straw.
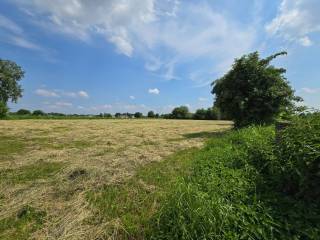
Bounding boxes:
[0,119,231,239]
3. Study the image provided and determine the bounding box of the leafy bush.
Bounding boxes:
[171,106,190,119]
[0,101,8,118]
[16,109,31,115]
[134,112,143,118]
[212,52,301,127]
[32,110,45,116]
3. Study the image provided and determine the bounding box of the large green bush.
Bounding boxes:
[212,52,301,127]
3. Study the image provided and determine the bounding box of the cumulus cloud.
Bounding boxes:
[266,0,320,46]
[148,88,160,95]
[78,90,89,98]
[12,0,257,82]
[129,95,136,100]
[35,89,60,97]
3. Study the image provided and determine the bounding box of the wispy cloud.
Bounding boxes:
[301,87,320,94]
[129,96,136,100]
[36,88,89,98]
[35,89,60,97]
[198,97,208,102]
[0,14,23,34]
[10,36,43,51]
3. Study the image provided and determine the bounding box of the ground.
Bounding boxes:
[0,119,231,239]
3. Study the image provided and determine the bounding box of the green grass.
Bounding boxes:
[149,126,320,239]
[87,148,198,238]
[88,123,320,239]
[0,136,26,161]
[0,206,46,240]
[0,160,64,184]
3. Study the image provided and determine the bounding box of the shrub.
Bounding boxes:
[0,102,8,118]
[148,111,155,118]
[212,51,301,127]
[276,115,320,199]
[134,112,143,118]
[32,110,45,116]
[171,106,190,119]
[16,109,31,115]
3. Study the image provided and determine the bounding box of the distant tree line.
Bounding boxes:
[7,106,226,120]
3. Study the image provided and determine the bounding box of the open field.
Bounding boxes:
[0,119,231,239]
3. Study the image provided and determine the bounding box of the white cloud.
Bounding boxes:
[10,36,43,51]
[266,0,320,46]
[0,14,23,34]
[129,95,136,100]
[299,36,313,46]
[0,14,44,51]
[78,90,89,98]
[301,87,320,94]
[35,89,60,97]
[148,88,160,95]
[36,88,89,99]
[12,0,257,81]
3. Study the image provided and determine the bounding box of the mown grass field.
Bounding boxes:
[0,119,231,239]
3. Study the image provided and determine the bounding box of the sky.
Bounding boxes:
[0,0,319,114]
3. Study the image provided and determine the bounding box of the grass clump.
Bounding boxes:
[0,136,26,161]
[0,205,46,240]
[0,161,64,184]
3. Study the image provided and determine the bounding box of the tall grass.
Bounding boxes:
[149,119,320,239]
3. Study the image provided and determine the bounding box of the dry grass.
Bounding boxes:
[0,119,231,239]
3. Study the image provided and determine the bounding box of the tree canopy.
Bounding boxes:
[147,111,155,118]
[171,106,190,119]
[0,59,24,104]
[211,51,301,127]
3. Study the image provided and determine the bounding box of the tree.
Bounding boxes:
[134,112,143,118]
[194,108,207,120]
[115,113,121,118]
[0,59,24,104]
[205,107,218,120]
[17,109,31,115]
[32,110,45,116]
[212,51,301,127]
[171,106,189,119]
[147,111,155,118]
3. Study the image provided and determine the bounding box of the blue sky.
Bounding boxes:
[0,0,319,114]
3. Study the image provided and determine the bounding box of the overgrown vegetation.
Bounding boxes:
[84,115,320,239]
[149,115,320,239]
